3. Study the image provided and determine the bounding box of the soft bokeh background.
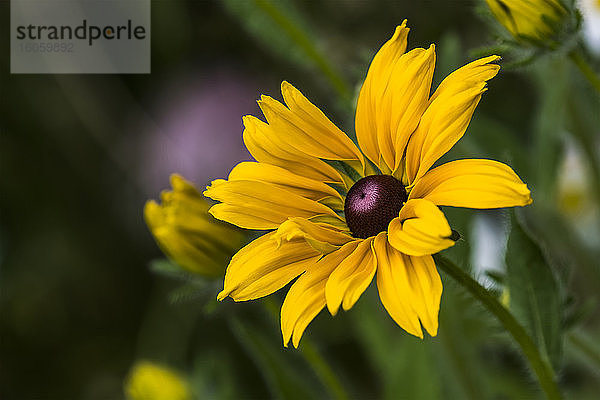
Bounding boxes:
[1,1,599,399]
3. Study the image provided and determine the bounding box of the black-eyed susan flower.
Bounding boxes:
[485,0,566,42]
[145,174,245,277]
[204,20,532,347]
[125,361,192,400]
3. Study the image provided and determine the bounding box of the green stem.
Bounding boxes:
[299,340,349,400]
[569,49,600,94]
[254,0,352,103]
[262,298,349,400]
[434,255,562,400]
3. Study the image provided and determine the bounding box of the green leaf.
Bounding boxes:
[505,212,563,369]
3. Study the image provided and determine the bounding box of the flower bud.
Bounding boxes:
[486,0,566,42]
[125,361,191,400]
[144,174,245,277]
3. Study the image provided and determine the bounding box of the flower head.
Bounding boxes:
[485,0,566,42]
[204,20,532,347]
[145,174,245,277]
[125,361,192,400]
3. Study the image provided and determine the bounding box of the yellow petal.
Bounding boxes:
[325,239,376,315]
[243,115,345,185]
[242,80,365,187]
[403,254,443,337]
[204,179,343,230]
[355,22,409,168]
[376,233,443,337]
[405,56,501,183]
[355,21,436,172]
[281,243,358,348]
[373,233,423,338]
[228,161,343,209]
[217,232,321,302]
[388,199,455,256]
[279,81,365,175]
[273,217,353,254]
[409,159,533,208]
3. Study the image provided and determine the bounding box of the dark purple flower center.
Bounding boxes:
[344,175,408,239]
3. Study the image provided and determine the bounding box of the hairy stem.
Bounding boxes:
[434,255,562,400]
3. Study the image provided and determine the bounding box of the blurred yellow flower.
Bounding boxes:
[145,174,245,277]
[205,20,532,347]
[486,0,566,41]
[125,361,192,400]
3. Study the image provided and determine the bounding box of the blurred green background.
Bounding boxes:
[1,1,599,399]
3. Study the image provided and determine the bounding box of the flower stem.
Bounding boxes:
[253,0,352,103]
[262,298,349,400]
[298,340,349,400]
[434,255,562,400]
[568,49,600,94]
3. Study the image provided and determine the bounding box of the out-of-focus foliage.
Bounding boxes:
[1,0,599,399]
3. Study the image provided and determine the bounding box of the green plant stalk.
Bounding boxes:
[254,0,352,102]
[299,340,349,400]
[569,49,600,94]
[262,298,349,400]
[434,255,562,400]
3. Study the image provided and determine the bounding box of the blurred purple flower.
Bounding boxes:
[139,68,259,194]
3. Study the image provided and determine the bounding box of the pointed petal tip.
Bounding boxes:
[281,80,291,90]
[292,336,301,348]
[168,173,184,185]
[216,290,228,301]
[525,195,533,205]
[282,337,290,348]
[392,20,409,38]
[206,207,217,220]
[426,327,438,338]
[241,114,253,125]
[326,301,340,316]
[144,199,158,211]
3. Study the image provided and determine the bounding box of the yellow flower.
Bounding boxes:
[125,361,192,400]
[204,21,532,347]
[486,0,566,41]
[145,174,245,277]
